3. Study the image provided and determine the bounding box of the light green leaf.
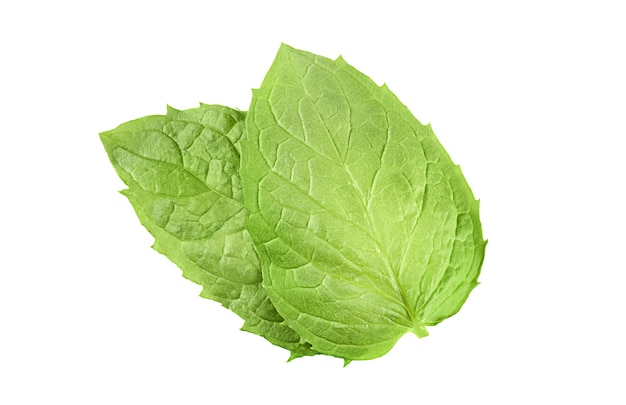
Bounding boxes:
[100,104,315,359]
[242,45,486,360]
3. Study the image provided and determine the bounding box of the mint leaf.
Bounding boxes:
[100,104,316,359]
[100,45,486,363]
[242,45,486,360]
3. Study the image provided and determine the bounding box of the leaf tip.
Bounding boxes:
[98,130,113,145]
[278,43,297,57]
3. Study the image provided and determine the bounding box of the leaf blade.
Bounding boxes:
[100,104,316,358]
[242,45,485,360]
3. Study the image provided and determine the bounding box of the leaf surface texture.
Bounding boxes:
[242,45,486,360]
[100,104,315,359]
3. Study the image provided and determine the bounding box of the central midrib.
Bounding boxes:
[274,58,423,332]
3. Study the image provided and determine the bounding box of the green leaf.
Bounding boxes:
[242,45,486,360]
[100,104,316,359]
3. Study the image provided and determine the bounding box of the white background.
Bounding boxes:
[1,1,624,403]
